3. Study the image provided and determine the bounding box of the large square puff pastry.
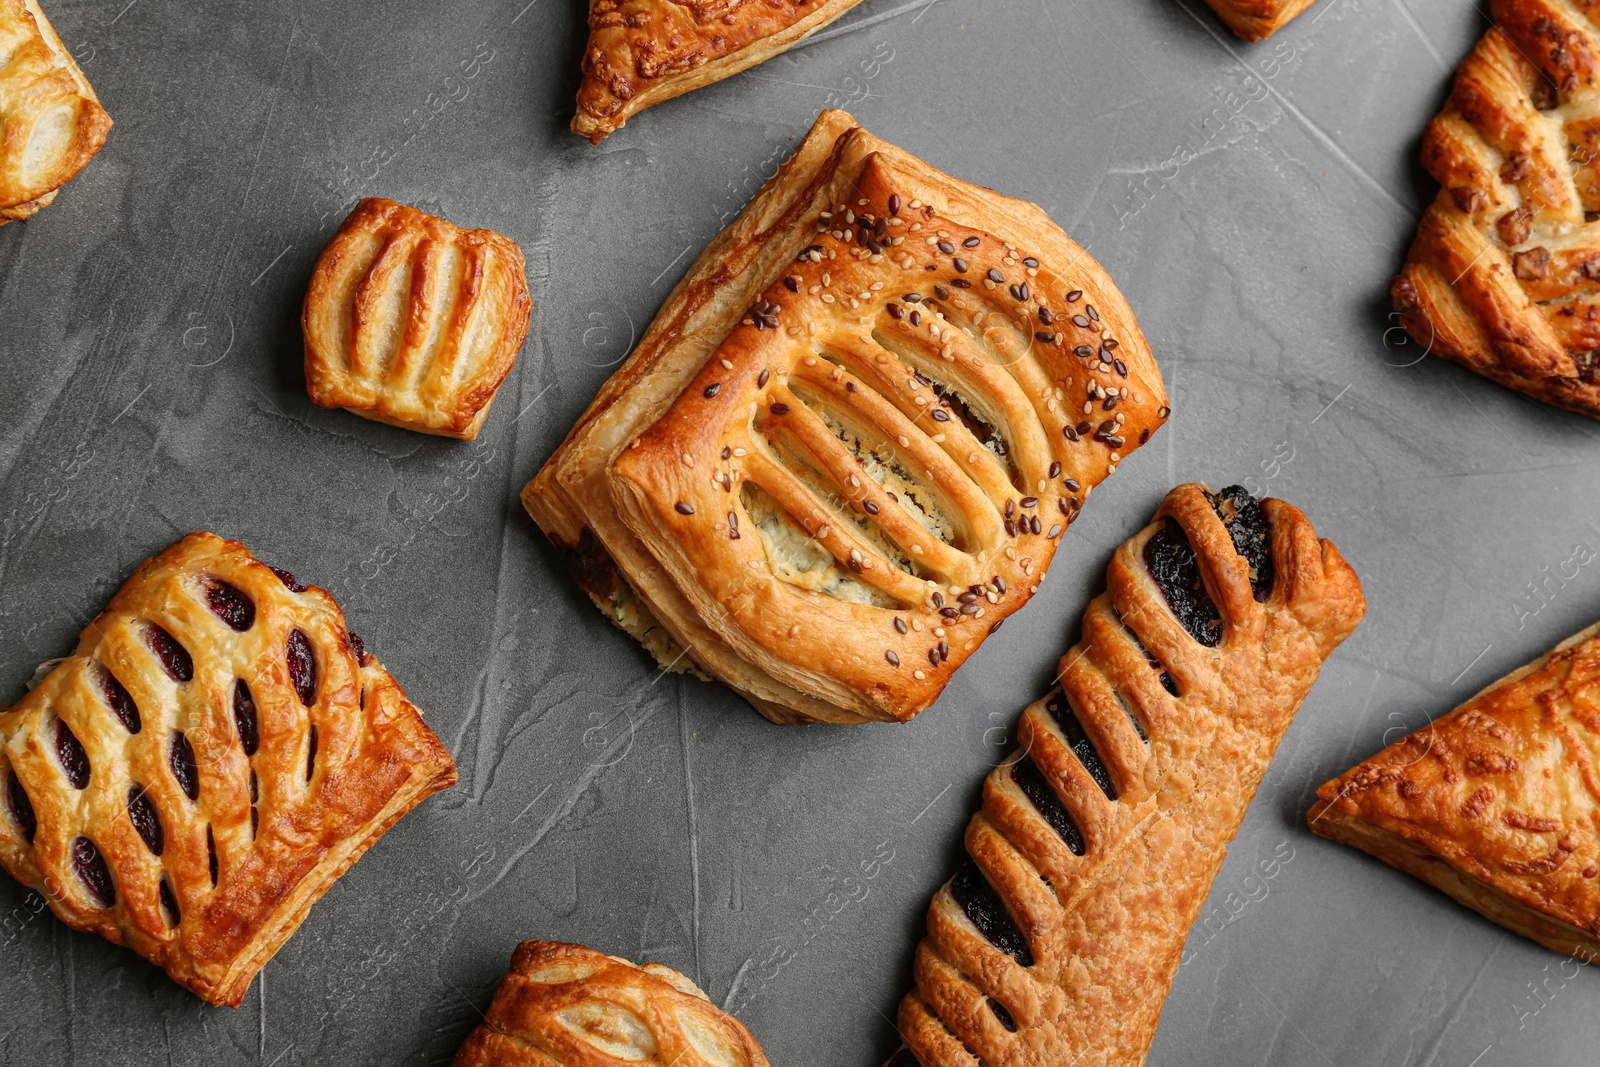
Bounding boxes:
[451,940,769,1066]
[523,110,1169,726]
[1391,0,1600,419]
[0,0,111,225]
[887,484,1365,1067]
[0,533,457,1006]
[1311,621,1600,963]
[303,198,532,440]
[574,0,866,143]
[1200,0,1318,40]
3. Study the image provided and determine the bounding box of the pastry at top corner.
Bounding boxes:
[302,198,532,440]
[1200,0,1319,40]
[0,532,457,1007]
[522,109,1169,726]
[0,0,112,225]
[573,0,867,143]
[450,940,770,1067]
[1391,0,1600,419]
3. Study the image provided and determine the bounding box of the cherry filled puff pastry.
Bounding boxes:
[302,198,532,440]
[573,0,866,143]
[884,484,1366,1067]
[0,0,112,225]
[1311,621,1600,963]
[0,533,457,1007]
[1200,0,1318,41]
[523,109,1169,726]
[1391,0,1600,419]
[451,940,770,1067]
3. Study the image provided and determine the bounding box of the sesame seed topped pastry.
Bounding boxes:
[885,484,1366,1067]
[573,0,866,143]
[1199,0,1318,40]
[0,533,457,1007]
[1391,0,1600,419]
[451,940,770,1067]
[302,198,532,440]
[1310,621,1600,963]
[0,0,112,225]
[522,110,1168,726]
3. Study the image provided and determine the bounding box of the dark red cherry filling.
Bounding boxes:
[1047,695,1118,801]
[286,629,316,706]
[268,566,306,593]
[305,725,318,782]
[56,721,90,789]
[147,625,194,682]
[1011,757,1085,856]
[206,826,219,887]
[158,877,181,926]
[97,668,141,733]
[1143,519,1223,647]
[1207,484,1274,602]
[204,579,256,631]
[71,837,114,907]
[346,630,366,665]
[169,733,199,801]
[988,998,1018,1032]
[5,772,36,843]
[950,862,1033,967]
[232,680,259,756]
[127,786,164,856]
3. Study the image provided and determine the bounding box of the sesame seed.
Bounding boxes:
[770,403,790,415]
[885,650,900,667]
[704,383,721,398]
[675,502,694,515]
[758,369,770,387]
[963,236,981,248]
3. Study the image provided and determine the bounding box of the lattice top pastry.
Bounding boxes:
[1392,0,1600,418]
[1199,0,1318,40]
[0,532,457,1006]
[573,0,865,143]
[0,0,112,225]
[524,110,1168,725]
[451,940,770,1067]
[302,198,531,440]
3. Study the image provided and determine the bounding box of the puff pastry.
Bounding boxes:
[0,0,111,225]
[573,0,866,143]
[523,109,1168,725]
[302,198,531,440]
[0,532,457,1006]
[451,940,770,1067]
[1391,0,1600,418]
[1310,621,1600,962]
[885,483,1366,1067]
[1200,0,1318,40]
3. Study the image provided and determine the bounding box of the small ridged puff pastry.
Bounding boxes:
[451,940,770,1067]
[0,533,457,1007]
[522,109,1169,726]
[573,0,866,143]
[1310,621,1600,962]
[302,198,531,440]
[1200,0,1318,40]
[1391,0,1600,418]
[0,0,111,225]
[885,484,1365,1067]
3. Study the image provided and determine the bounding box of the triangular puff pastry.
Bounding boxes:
[885,484,1365,1067]
[523,110,1168,725]
[1311,621,1600,962]
[1201,0,1318,40]
[0,0,111,224]
[572,0,866,142]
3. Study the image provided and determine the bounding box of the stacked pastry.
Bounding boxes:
[523,110,1169,725]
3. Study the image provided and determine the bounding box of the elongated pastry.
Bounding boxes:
[523,109,1168,725]
[886,483,1365,1067]
[451,940,770,1066]
[1310,621,1600,962]
[0,0,112,224]
[573,0,866,143]
[0,533,457,1006]
[302,198,531,440]
[1391,0,1600,418]
[1200,0,1318,40]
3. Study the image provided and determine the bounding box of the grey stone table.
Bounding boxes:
[2,0,1596,1064]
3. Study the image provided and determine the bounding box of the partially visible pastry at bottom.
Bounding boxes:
[451,940,769,1067]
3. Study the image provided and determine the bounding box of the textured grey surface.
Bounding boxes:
[1,0,1597,1064]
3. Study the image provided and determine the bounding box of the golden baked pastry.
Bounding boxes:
[1310,621,1600,962]
[573,0,866,143]
[302,198,531,440]
[1200,0,1317,40]
[0,532,457,1007]
[451,940,770,1067]
[0,0,112,224]
[523,109,1168,726]
[885,483,1366,1067]
[1391,0,1600,419]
